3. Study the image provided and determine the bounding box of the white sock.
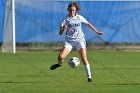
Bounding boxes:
[84,64,92,78]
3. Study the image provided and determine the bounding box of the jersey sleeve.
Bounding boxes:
[61,19,66,27]
[78,15,88,24]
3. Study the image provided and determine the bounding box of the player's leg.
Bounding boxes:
[50,47,70,70]
[50,42,72,70]
[79,48,92,82]
[58,47,71,65]
[76,38,92,82]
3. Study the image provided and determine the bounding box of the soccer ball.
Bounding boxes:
[68,57,80,68]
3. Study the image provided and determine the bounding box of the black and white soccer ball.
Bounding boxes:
[68,57,80,68]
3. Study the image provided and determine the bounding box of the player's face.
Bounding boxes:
[69,6,77,16]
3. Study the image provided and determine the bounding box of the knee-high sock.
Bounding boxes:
[84,64,91,78]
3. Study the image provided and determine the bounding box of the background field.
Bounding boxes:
[0,50,140,93]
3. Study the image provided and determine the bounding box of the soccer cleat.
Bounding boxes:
[50,64,62,70]
[88,78,92,82]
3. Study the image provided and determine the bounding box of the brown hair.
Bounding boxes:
[67,2,80,12]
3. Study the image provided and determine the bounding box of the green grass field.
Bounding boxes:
[0,50,140,93]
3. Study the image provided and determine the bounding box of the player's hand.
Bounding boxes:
[59,25,68,35]
[96,31,103,35]
[63,25,67,30]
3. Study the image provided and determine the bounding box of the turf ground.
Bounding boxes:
[0,50,140,93]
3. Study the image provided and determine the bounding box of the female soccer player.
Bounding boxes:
[50,2,103,82]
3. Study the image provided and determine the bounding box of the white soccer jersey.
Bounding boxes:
[61,14,88,42]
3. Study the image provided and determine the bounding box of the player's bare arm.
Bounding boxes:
[59,25,67,35]
[87,22,103,35]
